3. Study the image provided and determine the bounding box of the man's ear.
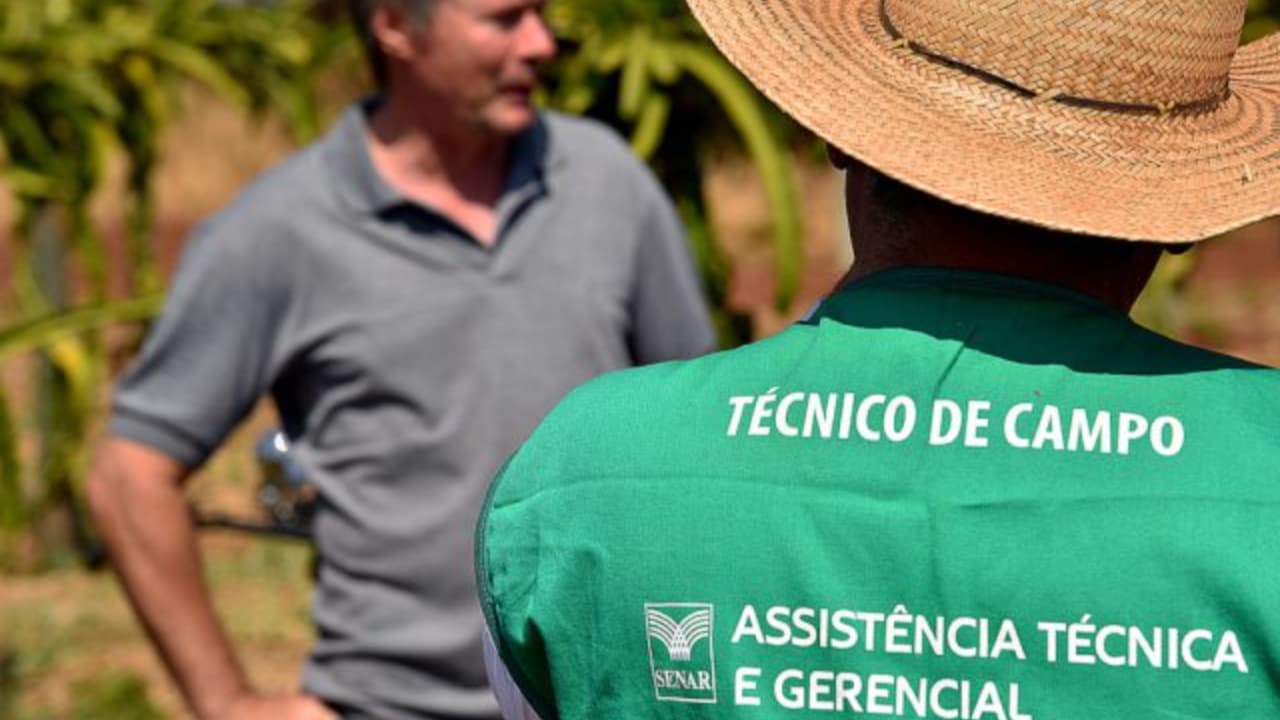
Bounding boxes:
[371,1,417,62]
[826,144,853,171]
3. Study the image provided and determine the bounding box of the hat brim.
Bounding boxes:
[688,0,1280,243]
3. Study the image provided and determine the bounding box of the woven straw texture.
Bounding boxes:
[687,0,1280,242]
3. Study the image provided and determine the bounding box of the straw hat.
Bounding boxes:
[686,0,1280,243]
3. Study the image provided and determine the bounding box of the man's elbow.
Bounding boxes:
[84,439,183,531]
[84,444,126,530]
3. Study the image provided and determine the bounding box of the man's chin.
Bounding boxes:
[485,102,538,136]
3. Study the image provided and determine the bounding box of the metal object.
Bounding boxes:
[190,429,317,539]
[254,429,316,533]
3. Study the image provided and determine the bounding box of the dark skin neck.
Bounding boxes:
[835,155,1168,313]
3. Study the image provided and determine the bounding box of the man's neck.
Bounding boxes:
[365,94,515,243]
[842,223,1162,313]
[837,164,1163,313]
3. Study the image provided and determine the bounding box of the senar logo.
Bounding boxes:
[644,603,717,703]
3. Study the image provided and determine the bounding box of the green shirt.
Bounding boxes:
[478,268,1280,720]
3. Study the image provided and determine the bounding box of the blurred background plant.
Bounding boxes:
[0,0,349,572]
[542,0,805,345]
[1246,0,1278,39]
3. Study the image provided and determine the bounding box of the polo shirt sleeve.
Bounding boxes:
[627,178,717,364]
[109,219,285,469]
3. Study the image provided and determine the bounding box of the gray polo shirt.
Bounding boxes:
[109,101,714,719]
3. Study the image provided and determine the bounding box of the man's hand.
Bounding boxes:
[213,692,339,720]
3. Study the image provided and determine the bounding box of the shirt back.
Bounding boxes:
[480,268,1280,720]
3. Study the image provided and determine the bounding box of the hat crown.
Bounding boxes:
[883,0,1249,107]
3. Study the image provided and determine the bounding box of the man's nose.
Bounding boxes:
[516,12,557,64]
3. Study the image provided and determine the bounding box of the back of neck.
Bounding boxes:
[845,210,1162,313]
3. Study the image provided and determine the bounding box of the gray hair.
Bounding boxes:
[345,0,438,89]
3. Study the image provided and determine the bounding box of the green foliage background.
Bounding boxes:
[0,0,347,570]
[1247,0,1279,39]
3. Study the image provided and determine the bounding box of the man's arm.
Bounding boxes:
[86,438,335,720]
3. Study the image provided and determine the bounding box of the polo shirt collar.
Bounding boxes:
[808,267,1122,331]
[327,97,560,216]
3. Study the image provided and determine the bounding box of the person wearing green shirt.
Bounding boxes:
[477,0,1280,718]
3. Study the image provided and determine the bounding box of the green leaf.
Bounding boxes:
[646,40,680,85]
[270,31,314,67]
[58,68,124,119]
[594,36,629,74]
[0,295,164,362]
[120,53,156,89]
[0,384,23,531]
[138,83,172,131]
[550,38,604,114]
[1,104,58,173]
[1244,17,1278,41]
[629,93,670,160]
[619,26,651,119]
[46,0,73,26]
[48,28,126,67]
[1131,248,1200,335]
[149,38,250,107]
[3,2,44,44]
[102,6,154,47]
[0,167,57,199]
[69,197,110,300]
[261,77,321,143]
[12,246,51,318]
[559,83,598,116]
[0,56,32,87]
[672,43,804,310]
[46,334,95,421]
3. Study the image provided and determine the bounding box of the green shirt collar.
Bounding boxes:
[810,267,1119,326]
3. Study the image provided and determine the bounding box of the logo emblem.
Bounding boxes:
[645,602,717,703]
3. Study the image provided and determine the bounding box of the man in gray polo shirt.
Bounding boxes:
[84,1,714,718]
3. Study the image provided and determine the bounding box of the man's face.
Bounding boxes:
[394,0,555,136]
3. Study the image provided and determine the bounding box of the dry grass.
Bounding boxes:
[0,533,313,718]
